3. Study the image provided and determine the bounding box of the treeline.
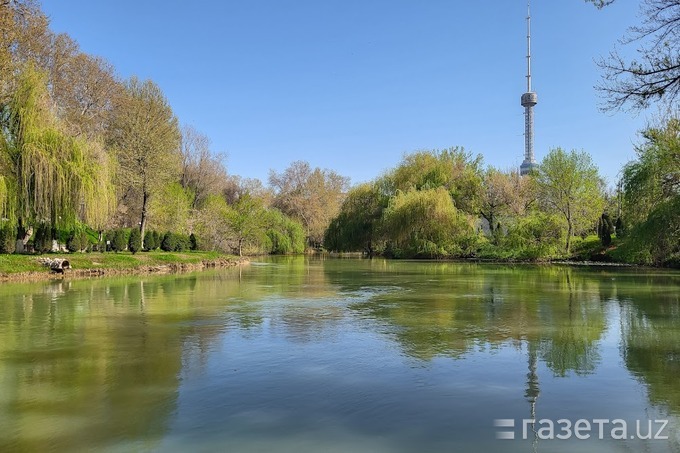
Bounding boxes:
[1,2,677,266]
[325,128,680,267]
[0,1,348,256]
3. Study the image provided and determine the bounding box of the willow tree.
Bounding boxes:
[0,66,115,236]
[107,77,180,244]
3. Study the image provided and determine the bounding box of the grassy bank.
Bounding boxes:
[0,251,242,280]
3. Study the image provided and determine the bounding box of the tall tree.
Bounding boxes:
[107,77,180,244]
[0,66,115,231]
[179,125,227,208]
[269,160,349,247]
[324,182,388,256]
[536,148,605,252]
[386,147,483,215]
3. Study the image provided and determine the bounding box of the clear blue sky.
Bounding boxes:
[42,0,649,187]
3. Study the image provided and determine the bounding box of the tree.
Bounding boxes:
[179,125,227,208]
[324,182,388,256]
[269,161,349,247]
[381,187,475,259]
[594,0,680,111]
[597,212,614,246]
[536,148,605,253]
[107,77,181,247]
[621,117,680,225]
[67,229,89,252]
[0,66,116,233]
[143,230,157,251]
[265,209,305,254]
[111,228,127,252]
[386,147,483,215]
[617,117,680,265]
[225,195,269,256]
[128,228,141,254]
[160,231,176,252]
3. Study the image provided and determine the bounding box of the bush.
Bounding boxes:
[189,233,199,251]
[161,231,176,252]
[111,229,128,252]
[174,234,191,251]
[128,228,142,254]
[153,231,161,249]
[143,230,156,251]
[0,222,16,254]
[67,229,89,252]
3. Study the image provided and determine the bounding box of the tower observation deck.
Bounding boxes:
[520,1,538,176]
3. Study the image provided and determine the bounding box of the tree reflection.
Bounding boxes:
[617,273,680,414]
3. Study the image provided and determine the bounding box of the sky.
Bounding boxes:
[41,0,651,187]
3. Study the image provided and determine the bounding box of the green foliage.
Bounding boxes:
[161,231,176,252]
[386,148,483,215]
[498,211,564,260]
[225,195,269,256]
[381,188,476,259]
[153,231,161,250]
[615,216,625,238]
[0,221,16,254]
[622,118,680,225]
[111,229,128,253]
[33,222,52,254]
[143,230,157,251]
[189,233,198,251]
[612,196,680,266]
[128,228,142,254]
[324,182,388,255]
[149,182,192,234]
[0,66,115,230]
[266,209,305,254]
[597,213,614,246]
[537,148,605,252]
[67,229,89,252]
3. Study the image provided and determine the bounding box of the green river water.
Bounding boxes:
[1,257,679,452]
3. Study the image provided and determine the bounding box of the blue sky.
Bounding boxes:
[42,1,649,187]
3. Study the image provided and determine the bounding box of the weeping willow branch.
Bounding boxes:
[0,65,115,229]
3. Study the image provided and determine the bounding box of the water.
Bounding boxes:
[1,257,679,452]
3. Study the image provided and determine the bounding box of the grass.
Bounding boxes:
[0,250,234,275]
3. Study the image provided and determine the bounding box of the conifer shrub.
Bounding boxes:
[128,228,142,254]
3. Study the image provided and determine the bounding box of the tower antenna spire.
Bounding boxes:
[526,0,532,92]
[520,0,538,176]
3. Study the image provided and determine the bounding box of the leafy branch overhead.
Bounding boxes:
[590,0,680,111]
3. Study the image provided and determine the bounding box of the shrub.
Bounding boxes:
[111,229,128,252]
[174,234,191,251]
[143,230,156,251]
[161,231,176,252]
[189,233,198,251]
[67,230,89,252]
[128,228,142,254]
[0,222,16,254]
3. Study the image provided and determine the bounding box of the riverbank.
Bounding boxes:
[0,251,248,283]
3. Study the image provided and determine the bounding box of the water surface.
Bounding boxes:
[1,258,679,452]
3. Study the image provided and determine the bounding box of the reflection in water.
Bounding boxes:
[0,258,678,452]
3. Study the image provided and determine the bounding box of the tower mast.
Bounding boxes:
[520,0,538,175]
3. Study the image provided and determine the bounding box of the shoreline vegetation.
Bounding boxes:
[0,251,247,283]
[1,2,678,271]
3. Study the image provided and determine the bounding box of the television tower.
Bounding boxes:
[520,1,538,175]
